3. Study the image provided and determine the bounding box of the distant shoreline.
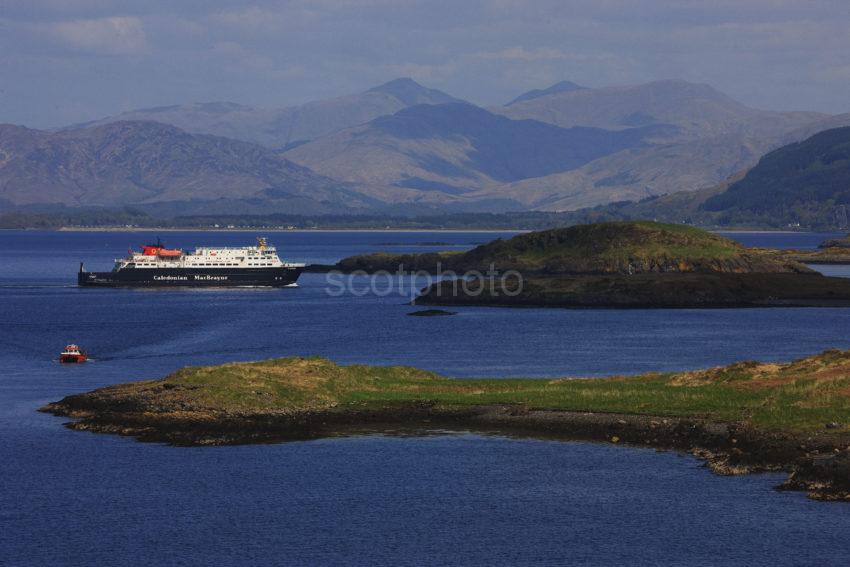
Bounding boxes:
[48,227,527,233]
[0,226,837,234]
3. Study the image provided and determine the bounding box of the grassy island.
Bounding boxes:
[43,350,850,500]
[774,246,850,265]
[331,221,810,275]
[320,221,850,308]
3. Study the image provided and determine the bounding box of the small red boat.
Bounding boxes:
[59,344,88,364]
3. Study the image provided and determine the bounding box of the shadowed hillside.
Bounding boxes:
[0,121,377,213]
[10,79,839,219]
[284,102,675,194]
[482,80,826,210]
[506,80,586,106]
[544,127,850,229]
[702,127,850,225]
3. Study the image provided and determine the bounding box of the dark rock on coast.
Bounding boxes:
[41,396,850,502]
[407,309,456,316]
[416,272,850,309]
[819,236,850,249]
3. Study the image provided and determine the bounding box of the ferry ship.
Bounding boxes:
[78,238,305,287]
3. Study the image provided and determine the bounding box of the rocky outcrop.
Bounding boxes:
[416,273,850,309]
[40,394,850,501]
[819,238,850,249]
[407,309,456,316]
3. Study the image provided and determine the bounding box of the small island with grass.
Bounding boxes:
[42,350,850,500]
[323,221,850,308]
[772,234,850,265]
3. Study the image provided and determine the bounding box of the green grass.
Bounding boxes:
[151,350,850,434]
[339,221,797,275]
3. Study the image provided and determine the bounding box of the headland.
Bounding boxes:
[42,350,850,501]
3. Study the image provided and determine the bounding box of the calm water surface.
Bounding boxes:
[2,230,850,566]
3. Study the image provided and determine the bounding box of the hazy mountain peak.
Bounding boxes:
[0,123,42,136]
[369,77,422,90]
[367,77,460,106]
[62,80,463,149]
[496,77,770,137]
[506,80,586,106]
[58,120,195,144]
[185,101,254,113]
[285,101,677,195]
[637,79,739,102]
[106,101,252,119]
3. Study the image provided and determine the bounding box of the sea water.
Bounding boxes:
[2,230,850,566]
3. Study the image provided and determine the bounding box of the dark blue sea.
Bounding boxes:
[2,230,850,566]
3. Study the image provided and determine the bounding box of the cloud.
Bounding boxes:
[210,41,276,72]
[50,16,147,54]
[473,47,573,63]
[1,0,849,127]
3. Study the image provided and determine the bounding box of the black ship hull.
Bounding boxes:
[78,266,304,287]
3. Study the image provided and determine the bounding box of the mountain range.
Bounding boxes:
[65,78,461,150]
[558,126,850,230]
[283,102,676,197]
[481,80,826,210]
[1,77,847,220]
[0,121,382,215]
[505,80,586,106]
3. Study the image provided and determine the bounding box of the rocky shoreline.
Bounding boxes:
[415,273,850,309]
[303,222,850,308]
[779,252,850,265]
[41,397,850,501]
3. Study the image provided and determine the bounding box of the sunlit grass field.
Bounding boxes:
[118,349,850,434]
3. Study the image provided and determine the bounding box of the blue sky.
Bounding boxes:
[2,0,849,128]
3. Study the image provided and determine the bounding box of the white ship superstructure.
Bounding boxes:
[115,238,303,270]
[79,237,305,287]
